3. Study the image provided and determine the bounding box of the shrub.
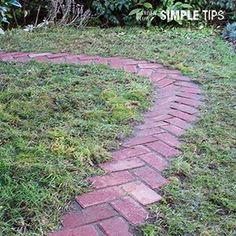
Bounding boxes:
[91,0,138,26]
[222,22,236,42]
[0,0,21,31]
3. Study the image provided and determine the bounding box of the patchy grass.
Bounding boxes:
[0,27,236,235]
[0,61,151,235]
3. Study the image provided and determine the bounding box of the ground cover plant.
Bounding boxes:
[0,60,152,235]
[0,26,235,235]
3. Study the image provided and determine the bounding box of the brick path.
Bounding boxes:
[0,52,203,236]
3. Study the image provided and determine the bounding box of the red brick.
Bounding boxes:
[139,153,168,171]
[123,65,138,73]
[156,78,174,88]
[153,114,173,122]
[179,87,201,94]
[112,145,149,160]
[33,56,49,62]
[138,63,163,69]
[147,141,181,158]
[170,74,190,81]
[136,127,165,137]
[136,121,167,130]
[99,217,132,236]
[47,53,68,59]
[15,56,30,62]
[78,55,98,61]
[176,97,202,108]
[64,55,80,64]
[111,196,148,224]
[176,91,202,100]
[0,56,14,61]
[162,124,186,136]
[100,158,144,172]
[175,81,199,88]
[76,187,123,208]
[168,110,197,122]
[121,181,162,205]
[166,117,191,130]
[154,132,181,148]
[150,73,167,82]
[62,204,116,228]
[155,69,180,74]
[89,171,134,189]
[109,58,124,69]
[138,68,154,77]
[123,136,157,147]
[48,57,65,63]
[50,225,99,236]
[29,53,52,58]
[144,107,172,118]
[133,166,169,189]
[171,103,198,114]
[96,57,110,65]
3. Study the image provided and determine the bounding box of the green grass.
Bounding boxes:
[0,61,151,235]
[0,26,236,235]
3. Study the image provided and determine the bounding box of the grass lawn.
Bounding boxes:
[0,27,236,235]
[0,61,151,235]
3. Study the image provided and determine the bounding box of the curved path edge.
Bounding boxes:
[0,52,203,236]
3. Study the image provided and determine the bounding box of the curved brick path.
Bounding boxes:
[0,52,203,236]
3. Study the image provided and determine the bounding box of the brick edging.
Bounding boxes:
[0,51,203,236]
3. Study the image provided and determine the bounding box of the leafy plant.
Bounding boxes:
[91,0,139,26]
[0,0,21,31]
[129,0,193,27]
[222,22,236,42]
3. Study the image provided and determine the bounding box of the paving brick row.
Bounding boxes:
[121,181,162,205]
[132,166,169,189]
[162,123,186,136]
[0,52,202,236]
[147,140,181,158]
[171,102,199,114]
[50,225,99,236]
[165,117,192,130]
[176,91,202,100]
[176,97,202,108]
[156,78,175,88]
[175,80,200,88]
[138,63,163,69]
[135,120,167,129]
[136,127,166,137]
[111,196,148,225]
[154,132,181,148]
[112,145,150,160]
[89,171,135,189]
[138,68,155,77]
[76,187,123,208]
[123,135,157,147]
[168,110,198,122]
[62,204,117,228]
[99,217,133,236]
[138,153,169,171]
[100,158,145,172]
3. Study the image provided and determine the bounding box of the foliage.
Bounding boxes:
[222,22,236,42]
[0,0,21,30]
[129,0,194,27]
[0,61,151,234]
[210,0,236,20]
[91,0,138,26]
